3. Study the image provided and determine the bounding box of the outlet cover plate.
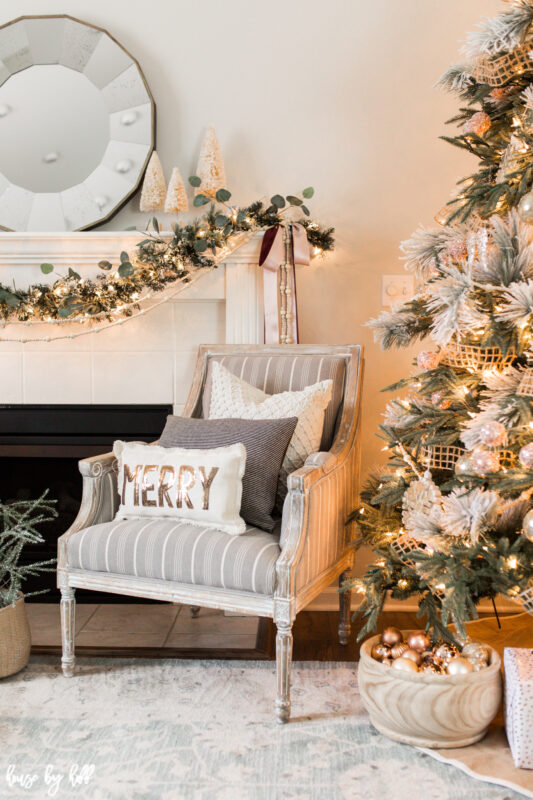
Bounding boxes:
[382,274,414,306]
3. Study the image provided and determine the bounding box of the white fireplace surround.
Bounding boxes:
[0,231,265,408]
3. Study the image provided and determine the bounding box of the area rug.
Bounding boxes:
[0,658,527,800]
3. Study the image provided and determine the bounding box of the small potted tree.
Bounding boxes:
[0,493,56,678]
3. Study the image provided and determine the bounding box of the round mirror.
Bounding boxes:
[0,15,155,231]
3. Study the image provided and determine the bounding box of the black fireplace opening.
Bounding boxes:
[0,404,173,603]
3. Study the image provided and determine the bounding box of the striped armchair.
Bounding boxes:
[57,344,364,723]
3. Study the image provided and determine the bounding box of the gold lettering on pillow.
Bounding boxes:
[141,465,158,507]
[158,465,175,507]
[198,466,219,510]
[122,464,142,505]
[177,465,195,509]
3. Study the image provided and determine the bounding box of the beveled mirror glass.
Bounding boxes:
[0,15,155,231]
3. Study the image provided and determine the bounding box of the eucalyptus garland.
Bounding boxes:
[0,181,334,325]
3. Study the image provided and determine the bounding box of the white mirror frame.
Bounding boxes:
[0,15,155,231]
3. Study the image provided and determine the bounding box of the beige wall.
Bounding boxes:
[1,0,501,573]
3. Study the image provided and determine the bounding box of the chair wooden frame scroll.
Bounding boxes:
[57,344,363,723]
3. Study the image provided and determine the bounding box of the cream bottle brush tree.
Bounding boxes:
[347,0,533,644]
[140,151,166,212]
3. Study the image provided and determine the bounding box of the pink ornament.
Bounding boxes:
[479,420,507,448]
[471,447,500,476]
[431,391,451,410]
[519,442,533,469]
[417,351,440,371]
[447,238,468,262]
[463,111,491,136]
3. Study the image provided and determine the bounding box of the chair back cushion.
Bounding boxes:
[201,353,346,450]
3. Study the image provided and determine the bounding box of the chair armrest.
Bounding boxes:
[276,440,360,600]
[57,451,118,569]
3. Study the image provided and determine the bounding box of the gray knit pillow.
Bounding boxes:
[159,416,297,532]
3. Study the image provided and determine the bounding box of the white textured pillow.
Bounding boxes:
[113,440,247,535]
[208,361,333,504]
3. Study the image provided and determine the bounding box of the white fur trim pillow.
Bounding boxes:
[113,440,247,535]
[207,361,333,505]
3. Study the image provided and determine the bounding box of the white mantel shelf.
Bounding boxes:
[0,230,265,409]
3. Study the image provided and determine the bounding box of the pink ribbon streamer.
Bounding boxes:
[259,223,310,344]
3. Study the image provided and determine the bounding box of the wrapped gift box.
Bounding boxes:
[504,647,533,769]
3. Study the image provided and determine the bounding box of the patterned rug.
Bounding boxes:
[0,658,526,800]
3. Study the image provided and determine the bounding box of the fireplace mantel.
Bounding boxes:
[0,231,265,408]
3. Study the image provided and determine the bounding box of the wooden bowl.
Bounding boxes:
[358,631,502,748]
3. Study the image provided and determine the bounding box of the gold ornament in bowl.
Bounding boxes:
[371,643,392,662]
[402,648,422,666]
[407,631,431,653]
[419,662,444,674]
[380,627,403,647]
[433,643,459,664]
[391,656,419,673]
[446,656,475,675]
[390,642,409,660]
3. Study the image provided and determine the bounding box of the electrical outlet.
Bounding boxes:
[382,274,414,307]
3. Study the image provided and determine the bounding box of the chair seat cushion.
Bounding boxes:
[66,518,280,595]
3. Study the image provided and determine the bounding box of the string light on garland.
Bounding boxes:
[0,183,334,341]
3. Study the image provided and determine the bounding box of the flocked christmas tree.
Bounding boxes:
[164,167,189,213]
[352,0,533,643]
[195,125,226,199]
[140,151,166,212]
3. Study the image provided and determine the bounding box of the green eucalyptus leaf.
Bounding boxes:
[98,260,113,271]
[237,210,247,223]
[152,217,160,233]
[58,307,72,318]
[193,194,210,207]
[301,205,310,216]
[68,267,81,280]
[215,214,228,227]
[118,261,134,277]
[271,194,285,209]
[194,239,207,253]
[265,205,277,215]
[136,239,151,247]
[120,251,129,263]
[125,225,137,231]
[286,195,303,206]
[189,175,201,187]
[302,187,314,199]
[215,188,231,202]
[1,291,20,307]
[40,263,54,274]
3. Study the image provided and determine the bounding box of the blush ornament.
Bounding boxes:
[407,631,431,653]
[417,351,440,371]
[471,448,500,476]
[402,648,422,666]
[446,656,475,675]
[479,420,507,448]
[391,656,419,673]
[463,111,491,136]
[522,509,533,541]
[380,627,403,647]
[519,442,533,469]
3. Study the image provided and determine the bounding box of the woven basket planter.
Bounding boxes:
[0,595,31,678]
[358,631,502,748]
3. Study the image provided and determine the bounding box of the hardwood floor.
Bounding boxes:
[28,603,531,661]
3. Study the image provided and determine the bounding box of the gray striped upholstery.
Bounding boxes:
[201,354,346,450]
[66,518,280,595]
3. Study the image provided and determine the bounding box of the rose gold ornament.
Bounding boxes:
[447,238,468,261]
[433,643,459,664]
[479,420,507,448]
[446,656,475,675]
[407,631,431,653]
[380,627,403,647]
[402,648,422,666]
[471,447,500,476]
[371,643,392,662]
[463,111,491,136]
[391,642,409,660]
[417,351,440,371]
[519,443,533,469]
[420,662,444,674]
[391,656,419,673]
[522,509,533,541]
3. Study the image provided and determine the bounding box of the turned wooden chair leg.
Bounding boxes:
[60,587,76,677]
[275,620,293,724]
[338,569,352,646]
[189,606,201,617]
